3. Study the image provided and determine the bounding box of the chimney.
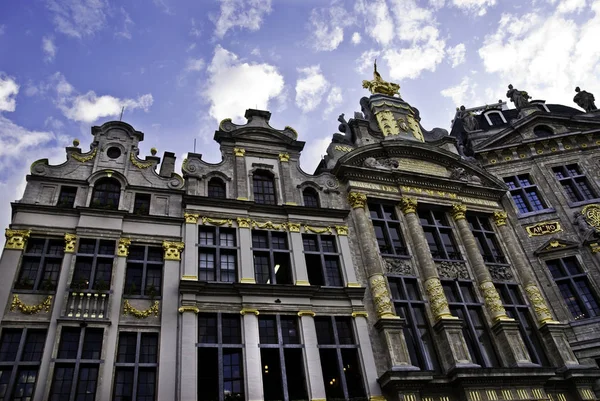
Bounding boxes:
[159,152,176,177]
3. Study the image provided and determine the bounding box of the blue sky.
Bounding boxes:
[0,0,599,236]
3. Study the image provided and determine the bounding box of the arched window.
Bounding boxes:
[91,178,120,210]
[533,125,553,137]
[207,177,226,199]
[253,171,276,205]
[485,111,505,126]
[303,188,319,208]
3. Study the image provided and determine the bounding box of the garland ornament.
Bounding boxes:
[10,294,52,314]
[130,152,153,169]
[71,148,97,163]
[123,300,160,318]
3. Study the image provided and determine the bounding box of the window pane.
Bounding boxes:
[220,252,236,283]
[22,330,46,362]
[315,318,334,345]
[319,349,344,400]
[198,348,218,401]
[82,329,103,360]
[124,264,143,295]
[336,318,355,345]
[280,317,300,344]
[75,365,99,401]
[324,257,343,287]
[199,229,215,246]
[222,315,242,344]
[261,349,283,401]
[113,369,134,401]
[49,365,74,401]
[258,317,278,344]
[0,329,22,362]
[12,368,38,401]
[321,236,336,253]
[198,314,218,344]
[341,349,366,399]
[254,254,270,284]
[140,333,159,364]
[223,350,244,401]
[219,229,236,247]
[284,348,308,401]
[58,328,80,359]
[117,333,137,363]
[137,369,156,401]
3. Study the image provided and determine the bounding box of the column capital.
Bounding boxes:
[163,241,184,261]
[64,233,77,253]
[237,217,252,228]
[451,203,467,220]
[348,192,367,209]
[233,147,245,157]
[178,305,199,314]
[297,310,316,317]
[4,229,31,250]
[278,152,290,162]
[118,238,132,257]
[351,311,368,318]
[184,213,200,224]
[493,210,508,226]
[398,197,418,214]
[240,308,259,316]
[524,284,558,324]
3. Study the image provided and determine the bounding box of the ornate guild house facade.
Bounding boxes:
[1,69,600,401]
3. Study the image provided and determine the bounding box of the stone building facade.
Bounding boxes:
[1,74,600,401]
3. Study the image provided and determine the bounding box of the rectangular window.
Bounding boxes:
[552,164,597,203]
[302,234,343,286]
[368,202,408,256]
[114,332,159,401]
[495,283,549,366]
[258,315,307,401]
[315,316,366,401]
[388,277,440,371]
[71,239,115,291]
[133,194,151,215]
[442,280,499,367]
[125,246,163,297]
[0,328,46,401]
[545,256,600,320]
[418,209,462,261]
[252,231,292,285]
[197,313,244,401]
[467,214,506,264]
[198,226,238,282]
[503,174,547,214]
[57,186,77,208]
[253,172,276,205]
[50,327,103,401]
[14,238,64,291]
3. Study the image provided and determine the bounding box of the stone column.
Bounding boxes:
[298,312,326,400]
[234,148,249,200]
[398,197,476,369]
[347,192,416,371]
[354,314,385,398]
[289,229,310,285]
[335,226,360,287]
[99,237,130,400]
[178,305,199,401]
[241,309,264,401]
[237,218,256,283]
[183,213,199,280]
[158,241,184,401]
[278,153,297,205]
[0,230,31,314]
[34,233,75,401]
[451,204,534,367]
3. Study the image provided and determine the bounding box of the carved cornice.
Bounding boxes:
[5,229,31,250]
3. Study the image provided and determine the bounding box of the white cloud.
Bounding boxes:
[185,58,205,72]
[383,39,445,80]
[451,0,497,16]
[213,0,272,38]
[46,0,108,38]
[203,45,284,122]
[116,7,134,39]
[324,86,343,115]
[351,32,362,45]
[42,36,57,62]
[555,0,586,14]
[307,3,354,51]
[153,0,174,15]
[189,18,201,37]
[295,65,329,113]
[0,74,19,112]
[355,0,394,46]
[356,49,381,74]
[440,76,480,107]
[447,43,466,67]
[0,117,55,160]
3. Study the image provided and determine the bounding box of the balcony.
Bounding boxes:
[64,290,109,319]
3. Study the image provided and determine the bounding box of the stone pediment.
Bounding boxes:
[533,238,579,255]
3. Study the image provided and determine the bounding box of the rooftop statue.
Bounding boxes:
[362,60,401,97]
[506,84,531,109]
[459,105,479,132]
[574,87,597,112]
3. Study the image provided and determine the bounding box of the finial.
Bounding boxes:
[72,138,80,147]
[151,147,157,156]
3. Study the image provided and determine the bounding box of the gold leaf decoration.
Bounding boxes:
[123,300,160,318]
[130,153,153,169]
[71,148,97,163]
[202,217,233,227]
[10,294,52,314]
[252,220,287,230]
[304,225,332,234]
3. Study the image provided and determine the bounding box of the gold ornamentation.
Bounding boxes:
[150,147,157,155]
[237,217,252,228]
[590,242,600,253]
[362,61,400,97]
[64,233,77,253]
[335,225,348,236]
[375,111,400,136]
[285,126,298,139]
[582,204,600,229]
[295,280,310,286]
[130,152,153,169]
[525,284,556,323]
[346,282,361,288]
[369,396,386,401]
[493,211,508,227]
[233,147,245,157]
[370,275,398,319]
[252,220,287,230]
[163,241,184,261]
[240,277,257,284]
[334,145,353,152]
[479,281,510,321]
[398,117,409,132]
[184,213,200,224]
[181,275,197,280]
[178,305,200,314]
[406,113,425,142]
[352,311,368,318]
[279,153,290,162]
[117,238,131,257]
[202,217,233,226]
[10,294,52,314]
[287,222,301,232]
[219,118,232,130]
[399,197,417,214]
[297,310,316,317]
[348,192,367,209]
[451,203,467,220]
[5,229,31,250]
[240,308,259,315]
[73,138,80,147]
[544,240,567,251]
[71,148,97,163]
[526,221,562,237]
[304,225,332,234]
[123,300,160,318]
[424,277,454,320]
[285,202,297,205]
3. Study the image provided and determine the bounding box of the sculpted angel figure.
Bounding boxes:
[574,87,597,112]
[506,84,531,109]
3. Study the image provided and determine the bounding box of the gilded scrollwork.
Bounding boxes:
[424,277,453,320]
[163,241,184,261]
[130,152,153,169]
[184,213,200,224]
[71,148,97,163]
[253,221,287,231]
[493,211,508,227]
[117,238,131,257]
[582,204,600,229]
[369,275,397,319]
[304,225,332,234]
[10,294,52,314]
[123,300,160,318]
[64,233,77,253]
[5,229,31,250]
[334,145,353,152]
[451,203,467,220]
[348,192,367,209]
[202,217,233,227]
[525,284,556,323]
[399,197,417,214]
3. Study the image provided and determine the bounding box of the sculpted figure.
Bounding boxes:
[332,113,354,144]
[459,105,479,132]
[362,60,401,97]
[506,84,531,109]
[574,87,597,112]
[574,211,597,241]
[364,157,389,170]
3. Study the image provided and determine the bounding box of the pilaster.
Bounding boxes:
[183,213,200,280]
[299,313,326,400]
[290,231,310,285]
[234,148,248,200]
[433,319,480,370]
[238,221,256,283]
[538,322,580,368]
[374,317,419,370]
[178,306,198,401]
[0,229,31,318]
[278,152,297,205]
[337,233,359,286]
[354,315,385,399]
[492,320,538,367]
[241,309,264,401]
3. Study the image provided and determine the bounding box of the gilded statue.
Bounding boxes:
[362,60,401,97]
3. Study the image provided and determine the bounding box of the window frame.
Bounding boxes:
[207,178,227,199]
[124,245,164,298]
[483,110,507,126]
[198,226,238,283]
[14,238,64,292]
[71,239,116,291]
[252,170,276,205]
[503,174,550,215]
[302,187,320,208]
[133,193,151,216]
[552,164,598,204]
[90,178,121,210]
[368,202,409,257]
[113,331,159,401]
[418,208,463,261]
[466,214,507,265]
[57,186,78,208]
[302,234,344,287]
[251,230,292,285]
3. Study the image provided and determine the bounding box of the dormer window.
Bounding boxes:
[253,170,276,205]
[302,188,319,208]
[207,178,226,199]
[485,111,506,126]
[91,178,120,210]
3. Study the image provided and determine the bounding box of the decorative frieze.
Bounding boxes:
[4,229,31,250]
[163,241,184,261]
[487,264,514,281]
[384,258,413,275]
[123,300,160,318]
[10,294,52,314]
[202,216,233,226]
[64,233,77,253]
[436,261,469,280]
[304,225,332,234]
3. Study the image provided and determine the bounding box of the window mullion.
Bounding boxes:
[570,177,585,201]
[216,232,222,281]
[132,333,142,401]
[140,253,149,296]
[218,346,224,401]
